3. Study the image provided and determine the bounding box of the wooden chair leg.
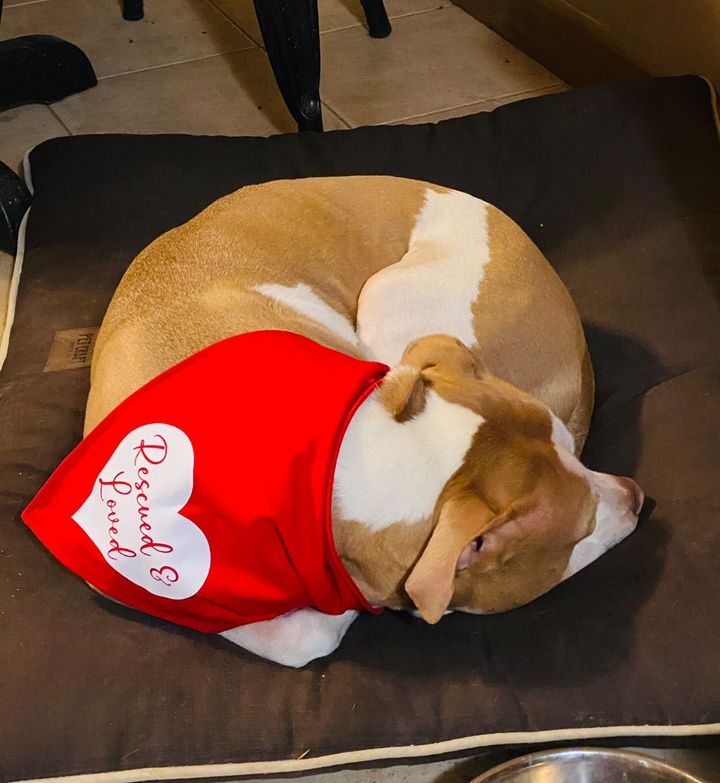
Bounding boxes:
[122,0,144,21]
[360,0,392,38]
[252,0,323,132]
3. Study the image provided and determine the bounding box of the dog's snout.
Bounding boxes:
[615,476,645,516]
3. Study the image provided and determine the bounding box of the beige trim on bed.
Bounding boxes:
[13,722,720,783]
[0,210,29,371]
[702,76,720,138]
[24,148,35,196]
[0,150,34,372]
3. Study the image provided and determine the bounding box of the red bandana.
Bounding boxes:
[23,331,388,633]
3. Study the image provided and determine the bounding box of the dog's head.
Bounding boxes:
[379,334,643,623]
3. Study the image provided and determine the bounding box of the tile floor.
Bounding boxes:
[0,0,566,168]
[0,0,565,362]
[1,2,718,781]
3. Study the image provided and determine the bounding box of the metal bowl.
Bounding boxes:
[473,748,709,783]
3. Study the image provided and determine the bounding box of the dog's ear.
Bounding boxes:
[404,492,511,623]
[403,334,483,378]
[379,335,483,422]
[406,488,575,622]
[377,366,427,422]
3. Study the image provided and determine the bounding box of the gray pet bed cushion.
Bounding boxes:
[1,76,720,782]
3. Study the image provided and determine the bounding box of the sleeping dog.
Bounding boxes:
[78,176,643,666]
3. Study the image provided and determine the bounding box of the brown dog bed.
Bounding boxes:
[1,76,720,782]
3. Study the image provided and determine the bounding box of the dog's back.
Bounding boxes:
[86,176,591,448]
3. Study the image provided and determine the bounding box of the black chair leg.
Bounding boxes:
[252,0,323,132]
[0,162,32,255]
[0,35,97,111]
[122,0,144,21]
[360,0,391,38]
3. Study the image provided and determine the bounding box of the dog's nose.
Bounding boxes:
[615,476,645,516]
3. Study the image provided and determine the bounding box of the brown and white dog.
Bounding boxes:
[86,176,643,666]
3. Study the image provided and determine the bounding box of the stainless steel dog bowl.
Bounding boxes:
[473,748,708,782]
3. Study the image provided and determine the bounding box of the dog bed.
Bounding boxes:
[1,76,720,783]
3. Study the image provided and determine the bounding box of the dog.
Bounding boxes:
[77,176,643,666]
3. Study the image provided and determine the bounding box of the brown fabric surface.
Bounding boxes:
[1,76,720,781]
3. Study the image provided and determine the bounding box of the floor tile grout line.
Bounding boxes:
[379,99,497,125]
[203,0,368,45]
[48,104,73,135]
[325,83,567,129]
[4,0,52,8]
[95,46,259,82]
[490,83,567,100]
[320,21,367,36]
[198,0,270,53]
[318,94,355,128]
[206,0,265,48]
[319,4,455,36]
[380,85,567,124]
[203,2,454,47]
[320,100,351,130]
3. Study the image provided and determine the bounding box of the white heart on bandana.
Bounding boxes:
[73,423,210,600]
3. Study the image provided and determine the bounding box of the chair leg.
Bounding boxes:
[0,36,97,111]
[252,0,323,132]
[0,162,32,255]
[360,0,391,38]
[122,0,144,21]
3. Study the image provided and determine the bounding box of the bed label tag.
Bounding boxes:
[44,327,99,372]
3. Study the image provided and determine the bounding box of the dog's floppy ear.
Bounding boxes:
[379,335,483,422]
[406,488,570,622]
[378,365,427,422]
[404,492,511,623]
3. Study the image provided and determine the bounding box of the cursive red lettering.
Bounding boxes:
[150,565,178,586]
[98,471,132,500]
[133,435,168,467]
[98,430,181,568]
[140,538,174,556]
[136,492,150,528]
[107,541,137,560]
[107,504,121,531]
